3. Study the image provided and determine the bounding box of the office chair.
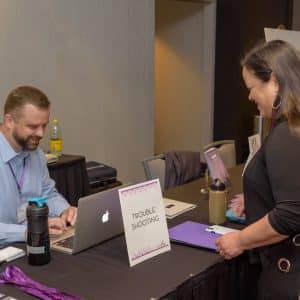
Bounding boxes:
[141,154,166,190]
[142,151,205,191]
[203,140,236,169]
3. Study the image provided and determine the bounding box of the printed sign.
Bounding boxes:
[248,133,261,156]
[243,134,262,176]
[119,179,171,267]
[265,27,300,51]
[204,147,231,188]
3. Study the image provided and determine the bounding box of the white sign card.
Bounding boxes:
[242,133,262,176]
[248,133,261,156]
[265,28,300,50]
[119,179,171,267]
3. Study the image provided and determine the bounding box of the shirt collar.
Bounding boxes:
[0,131,30,163]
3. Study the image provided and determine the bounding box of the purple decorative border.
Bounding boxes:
[131,240,169,261]
[120,180,158,197]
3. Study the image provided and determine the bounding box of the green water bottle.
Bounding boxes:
[27,196,51,265]
[50,118,62,156]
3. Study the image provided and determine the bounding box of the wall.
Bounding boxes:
[155,0,216,156]
[213,0,293,163]
[293,0,300,30]
[0,0,154,182]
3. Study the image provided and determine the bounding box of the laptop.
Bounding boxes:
[51,187,124,254]
[163,198,196,219]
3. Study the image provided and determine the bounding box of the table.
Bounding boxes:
[47,154,90,206]
[162,165,260,299]
[0,165,260,300]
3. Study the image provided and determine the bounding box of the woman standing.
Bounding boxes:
[216,40,300,299]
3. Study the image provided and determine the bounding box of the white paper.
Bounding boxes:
[248,134,261,156]
[205,225,239,235]
[0,246,25,262]
[265,28,300,50]
[163,198,196,219]
[119,179,170,267]
[45,153,59,164]
[242,133,261,177]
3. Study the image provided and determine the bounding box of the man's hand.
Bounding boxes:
[48,206,77,236]
[60,206,77,226]
[48,217,67,235]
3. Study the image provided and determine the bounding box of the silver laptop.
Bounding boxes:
[51,187,124,254]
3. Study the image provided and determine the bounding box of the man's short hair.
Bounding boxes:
[4,86,50,117]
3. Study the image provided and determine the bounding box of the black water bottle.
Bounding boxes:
[26,196,51,265]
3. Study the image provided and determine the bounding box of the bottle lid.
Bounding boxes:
[53,118,58,124]
[28,196,48,207]
[210,178,226,191]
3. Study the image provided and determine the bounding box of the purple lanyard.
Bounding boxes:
[0,265,81,300]
[8,158,26,193]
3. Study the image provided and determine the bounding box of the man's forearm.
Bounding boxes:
[0,223,27,245]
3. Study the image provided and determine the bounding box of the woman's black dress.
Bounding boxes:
[244,121,300,300]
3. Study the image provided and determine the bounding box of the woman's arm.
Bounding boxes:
[216,215,288,260]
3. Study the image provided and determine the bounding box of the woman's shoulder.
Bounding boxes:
[269,120,291,141]
[273,119,288,132]
[266,120,300,153]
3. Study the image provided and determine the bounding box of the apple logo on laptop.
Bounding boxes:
[101,210,110,223]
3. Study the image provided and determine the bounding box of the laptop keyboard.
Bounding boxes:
[54,236,74,249]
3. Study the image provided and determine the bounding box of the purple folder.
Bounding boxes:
[168,221,221,250]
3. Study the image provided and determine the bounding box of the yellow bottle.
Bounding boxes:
[49,118,62,156]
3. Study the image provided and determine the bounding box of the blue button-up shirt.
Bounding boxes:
[0,132,69,245]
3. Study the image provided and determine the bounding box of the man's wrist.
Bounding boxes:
[59,207,68,217]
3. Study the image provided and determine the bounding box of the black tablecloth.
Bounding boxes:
[47,154,90,206]
[0,165,261,300]
[160,164,260,299]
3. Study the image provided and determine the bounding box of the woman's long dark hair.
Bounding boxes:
[241,40,300,136]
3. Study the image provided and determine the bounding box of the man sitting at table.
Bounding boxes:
[0,85,77,245]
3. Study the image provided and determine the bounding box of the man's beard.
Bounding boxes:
[12,131,41,151]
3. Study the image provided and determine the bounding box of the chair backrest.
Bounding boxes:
[203,140,236,169]
[141,154,166,190]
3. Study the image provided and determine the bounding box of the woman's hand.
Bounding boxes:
[215,231,245,260]
[228,193,245,217]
